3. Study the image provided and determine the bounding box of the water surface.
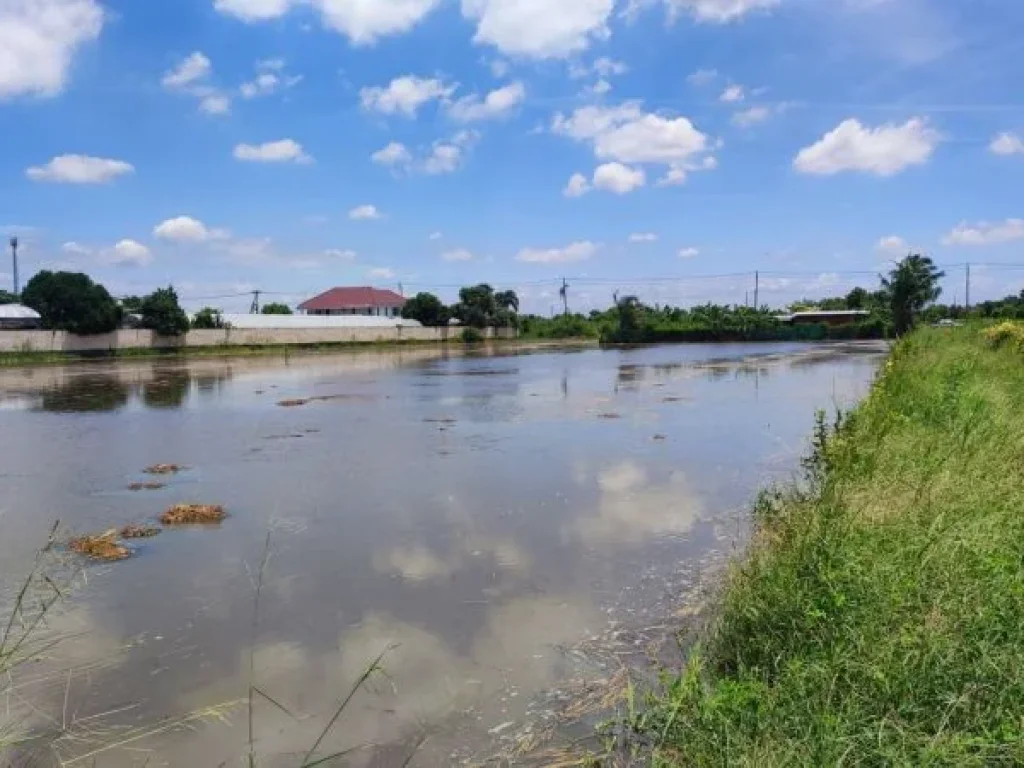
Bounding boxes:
[0,343,884,765]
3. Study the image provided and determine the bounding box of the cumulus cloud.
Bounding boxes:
[553,101,715,185]
[642,0,781,23]
[154,216,229,243]
[107,239,152,266]
[564,172,591,198]
[876,235,909,254]
[516,241,598,263]
[629,233,658,243]
[794,118,940,176]
[371,142,412,166]
[732,105,770,126]
[942,219,1024,247]
[442,248,474,262]
[324,248,357,261]
[719,84,744,102]
[240,60,302,99]
[428,231,443,240]
[678,246,700,258]
[26,154,134,184]
[199,93,231,114]
[233,139,312,163]
[462,0,615,59]
[367,266,396,279]
[215,0,441,44]
[990,132,1024,156]
[422,130,478,174]
[350,204,382,220]
[0,0,104,99]
[687,68,718,86]
[593,162,646,194]
[61,241,92,255]
[448,81,525,122]
[360,75,455,116]
[162,52,212,89]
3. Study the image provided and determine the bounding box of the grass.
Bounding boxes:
[629,324,1024,766]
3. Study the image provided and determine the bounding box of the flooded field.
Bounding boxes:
[0,342,885,766]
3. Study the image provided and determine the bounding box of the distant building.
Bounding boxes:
[0,304,42,330]
[776,310,871,327]
[298,287,406,318]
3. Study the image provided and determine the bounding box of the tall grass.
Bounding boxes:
[630,326,1024,765]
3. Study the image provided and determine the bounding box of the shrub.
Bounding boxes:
[983,321,1024,350]
[460,327,484,344]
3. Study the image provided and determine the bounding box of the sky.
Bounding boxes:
[1,0,1023,313]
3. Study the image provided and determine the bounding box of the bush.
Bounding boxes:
[983,321,1024,350]
[191,307,224,330]
[21,271,121,334]
[141,287,190,336]
[261,303,292,315]
[460,327,484,344]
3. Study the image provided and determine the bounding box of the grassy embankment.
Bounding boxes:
[630,324,1024,765]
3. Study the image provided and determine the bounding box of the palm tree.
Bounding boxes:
[882,254,944,335]
[495,290,519,313]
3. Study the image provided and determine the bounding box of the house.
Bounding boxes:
[776,310,871,327]
[298,287,406,318]
[0,304,42,330]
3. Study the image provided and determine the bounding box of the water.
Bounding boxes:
[0,342,885,765]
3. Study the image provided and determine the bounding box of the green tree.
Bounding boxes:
[21,271,121,334]
[191,307,224,329]
[882,254,944,335]
[261,302,293,315]
[616,296,643,340]
[121,295,143,313]
[141,286,190,336]
[845,287,869,310]
[0,290,18,305]
[454,284,498,328]
[402,292,449,326]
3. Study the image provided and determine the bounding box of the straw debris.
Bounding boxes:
[160,504,226,525]
[69,531,131,562]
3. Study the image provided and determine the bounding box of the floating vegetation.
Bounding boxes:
[69,530,131,562]
[278,394,374,408]
[277,398,309,408]
[652,434,668,441]
[160,504,226,525]
[121,524,162,539]
[597,412,622,420]
[144,464,182,475]
[128,481,166,491]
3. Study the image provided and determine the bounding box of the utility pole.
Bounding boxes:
[250,290,261,314]
[559,277,569,316]
[965,263,971,311]
[398,282,404,297]
[9,236,19,296]
[753,271,760,311]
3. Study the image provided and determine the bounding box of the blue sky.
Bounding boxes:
[1,0,1023,313]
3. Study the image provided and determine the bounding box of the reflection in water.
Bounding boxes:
[0,342,886,765]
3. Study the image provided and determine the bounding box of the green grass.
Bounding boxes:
[630,325,1024,766]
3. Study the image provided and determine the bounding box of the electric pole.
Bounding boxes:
[753,270,760,311]
[559,278,569,316]
[9,236,19,296]
[965,263,971,311]
[250,290,262,314]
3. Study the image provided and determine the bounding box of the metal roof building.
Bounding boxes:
[0,304,42,330]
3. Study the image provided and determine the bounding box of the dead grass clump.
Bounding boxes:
[69,530,131,562]
[128,481,166,491]
[144,464,182,475]
[121,525,162,539]
[160,504,226,525]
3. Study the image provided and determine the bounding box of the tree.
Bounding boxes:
[121,295,143,313]
[21,271,121,334]
[261,302,292,315]
[140,286,190,336]
[191,307,224,329]
[882,254,944,335]
[495,290,519,313]
[845,287,869,310]
[454,284,497,328]
[0,290,18,305]
[402,292,448,326]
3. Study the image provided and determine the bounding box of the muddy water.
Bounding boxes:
[0,343,884,766]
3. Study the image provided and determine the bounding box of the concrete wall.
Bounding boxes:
[0,326,515,354]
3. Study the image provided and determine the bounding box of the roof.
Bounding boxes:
[0,304,41,320]
[298,287,406,312]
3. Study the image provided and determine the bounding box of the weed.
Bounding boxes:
[160,504,226,525]
[69,531,131,562]
[120,524,162,539]
[144,463,182,475]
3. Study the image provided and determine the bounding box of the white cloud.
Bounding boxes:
[360,75,455,117]
[650,0,781,23]
[678,246,700,258]
[448,81,525,122]
[794,118,940,176]
[324,248,357,261]
[876,235,909,254]
[215,0,441,44]
[942,219,1024,247]
[257,56,286,71]
[593,162,646,194]
[0,0,104,99]
[108,239,152,267]
[154,216,229,243]
[367,266,396,279]
[586,79,612,96]
[350,204,382,220]
[462,0,615,59]
[422,130,478,174]
[371,141,412,166]
[61,241,92,255]
[720,84,744,102]
[199,93,231,114]
[442,248,474,262]
[990,132,1024,156]
[26,154,134,184]
[732,105,770,126]
[428,231,443,240]
[240,69,302,99]
[233,139,312,163]
[687,68,718,86]
[570,56,627,79]
[516,241,598,263]
[553,102,711,166]
[564,172,591,197]
[162,52,212,89]
[629,233,658,243]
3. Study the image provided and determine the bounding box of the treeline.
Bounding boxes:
[402,284,519,328]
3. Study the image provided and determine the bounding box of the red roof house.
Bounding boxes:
[298,287,407,317]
